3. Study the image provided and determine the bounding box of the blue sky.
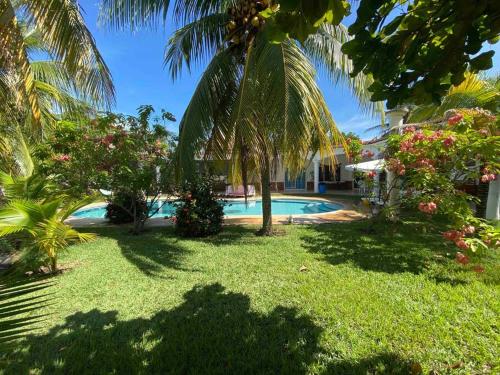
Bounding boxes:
[79,1,499,139]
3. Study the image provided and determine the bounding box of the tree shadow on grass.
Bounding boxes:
[88,226,261,278]
[301,220,450,275]
[86,227,193,278]
[2,282,416,374]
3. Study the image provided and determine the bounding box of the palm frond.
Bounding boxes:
[303,23,385,121]
[0,1,42,124]
[22,0,115,108]
[99,0,235,30]
[165,13,228,79]
[175,48,240,178]
[252,38,343,175]
[409,73,499,122]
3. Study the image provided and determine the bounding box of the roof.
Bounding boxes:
[345,159,385,172]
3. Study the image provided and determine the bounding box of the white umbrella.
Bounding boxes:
[345,159,385,172]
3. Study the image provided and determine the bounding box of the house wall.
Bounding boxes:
[271,143,385,191]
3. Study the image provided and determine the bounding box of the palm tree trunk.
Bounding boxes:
[50,256,57,273]
[258,158,273,236]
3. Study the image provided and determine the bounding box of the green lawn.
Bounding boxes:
[1,220,499,374]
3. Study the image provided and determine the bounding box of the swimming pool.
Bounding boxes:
[71,199,343,219]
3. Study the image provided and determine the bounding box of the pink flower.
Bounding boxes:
[463,225,475,235]
[412,131,426,142]
[400,140,414,152]
[101,134,115,146]
[366,171,377,179]
[448,114,463,126]
[418,201,437,214]
[479,128,489,136]
[442,136,456,148]
[403,126,416,134]
[455,240,470,251]
[455,251,470,264]
[53,154,71,162]
[481,174,496,183]
[443,230,463,241]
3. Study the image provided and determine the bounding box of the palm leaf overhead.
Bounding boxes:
[408,73,499,122]
[0,0,115,129]
[303,23,385,119]
[99,0,236,30]
[165,12,228,79]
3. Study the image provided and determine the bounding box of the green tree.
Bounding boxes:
[40,106,177,234]
[100,0,381,235]
[342,0,499,108]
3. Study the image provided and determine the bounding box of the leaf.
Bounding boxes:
[469,51,494,71]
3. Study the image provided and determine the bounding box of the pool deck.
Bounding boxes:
[66,194,366,228]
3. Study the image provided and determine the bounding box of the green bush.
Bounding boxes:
[175,176,224,237]
[106,193,148,225]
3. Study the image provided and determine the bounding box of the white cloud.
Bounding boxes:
[336,114,383,140]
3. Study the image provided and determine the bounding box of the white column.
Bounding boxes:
[313,160,320,193]
[486,178,500,220]
[387,107,409,134]
[373,172,380,201]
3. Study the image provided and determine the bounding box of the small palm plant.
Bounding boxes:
[0,196,96,273]
[0,143,96,273]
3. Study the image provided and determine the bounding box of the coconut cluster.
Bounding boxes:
[226,0,272,45]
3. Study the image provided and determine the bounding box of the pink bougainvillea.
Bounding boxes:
[386,108,499,271]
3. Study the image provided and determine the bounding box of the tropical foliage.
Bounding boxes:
[342,0,499,108]
[38,106,177,234]
[385,108,500,269]
[0,0,114,132]
[174,175,225,237]
[408,73,500,122]
[0,160,96,272]
[100,0,382,235]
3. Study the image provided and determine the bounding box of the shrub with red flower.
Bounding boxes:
[447,114,464,126]
[386,108,499,270]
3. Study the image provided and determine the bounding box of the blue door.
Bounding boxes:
[285,171,306,190]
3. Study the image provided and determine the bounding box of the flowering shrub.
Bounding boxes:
[386,108,499,268]
[343,132,363,163]
[37,106,176,234]
[174,176,225,238]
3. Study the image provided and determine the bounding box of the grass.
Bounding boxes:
[0,220,498,374]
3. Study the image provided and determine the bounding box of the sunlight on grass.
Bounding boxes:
[1,221,498,374]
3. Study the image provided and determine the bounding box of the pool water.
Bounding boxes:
[72,199,342,219]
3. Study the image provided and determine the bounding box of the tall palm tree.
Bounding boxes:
[100,0,381,234]
[0,0,115,132]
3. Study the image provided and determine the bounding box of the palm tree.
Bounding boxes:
[0,135,96,272]
[0,0,115,131]
[0,196,96,272]
[100,0,381,235]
